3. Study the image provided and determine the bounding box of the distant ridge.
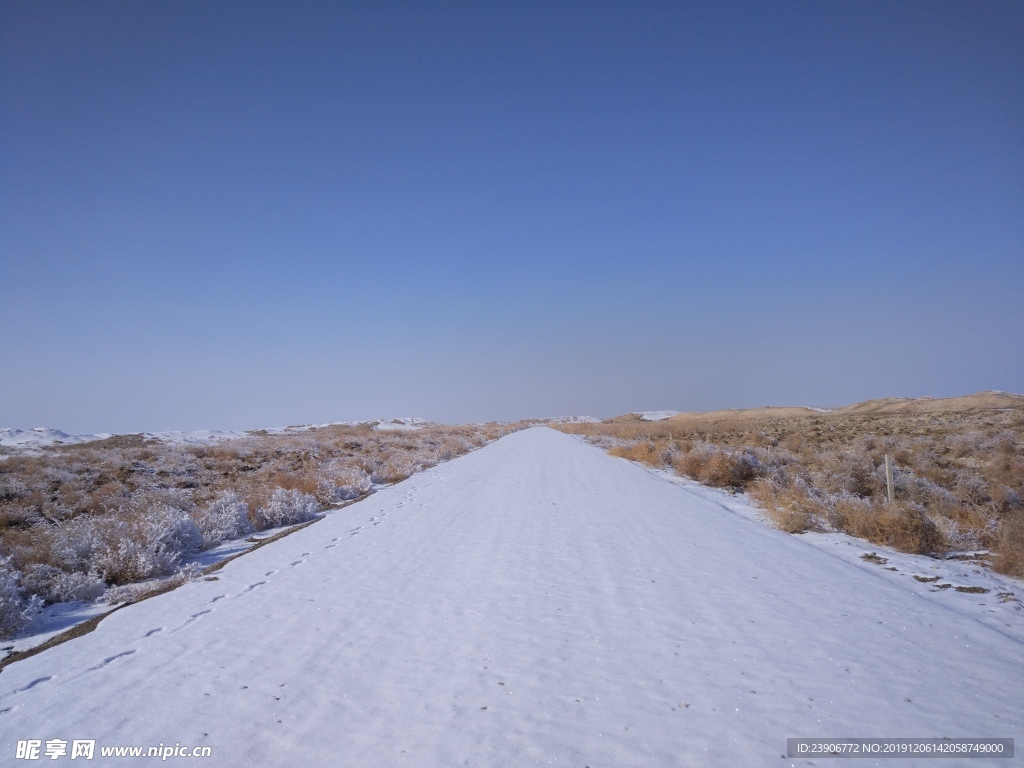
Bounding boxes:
[608,391,1024,424]
[832,391,1024,415]
[0,418,432,452]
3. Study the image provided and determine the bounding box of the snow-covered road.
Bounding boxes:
[1,427,1021,766]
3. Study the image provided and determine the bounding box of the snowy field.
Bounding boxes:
[0,419,428,452]
[0,427,1020,766]
[636,410,681,421]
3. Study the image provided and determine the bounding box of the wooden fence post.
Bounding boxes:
[885,454,895,504]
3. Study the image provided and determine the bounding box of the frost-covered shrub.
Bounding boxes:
[0,556,40,639]
[48,515,106,572]
[317,465,372,503]
[147,503,205,555]
[103,563,203,605]
[0,475,29,501]
[674,443,761,488]
[255,488,319,529]
[931,516,988,553]
[428,436,474,462]
[93,532,180,584]
[991,485,1022,515]
[995,513,1024,578]
[748,476,823,533]
[954,472,989,505]
[21,564,105,604]
[194,491,254,546]
[92,504,203,585]
[370,455,416,485]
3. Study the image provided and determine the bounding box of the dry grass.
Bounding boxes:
[556,395,1024,570]
[996,513,1024,578]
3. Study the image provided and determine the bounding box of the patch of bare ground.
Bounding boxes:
[555,392,1024,575]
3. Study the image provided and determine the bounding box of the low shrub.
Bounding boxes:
[20,564,105,604]
[0,556,40,638]
[316,464,372,503]
[837,500,945,555]
[255,488,320,529]
[676,447,760,488]
[103,563,203,605]
[994,513,1024,578]
[748,477,820,533]
[610,442,662,466]
[194,491,254,546]
[369,455,416,485]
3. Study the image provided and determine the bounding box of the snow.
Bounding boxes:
[0,419,428,452]
[637,410,680,421]
[0,428,110,449]
[141,429,251,445]
[643,467,1024,645]
[0,427,1020,766]
[370,418,427,431]
[0,601,111,658]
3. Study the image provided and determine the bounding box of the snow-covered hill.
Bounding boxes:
[0,428,1019,766]
[636,410,680,421]
[0,419,431,452]
[0,427,111,449]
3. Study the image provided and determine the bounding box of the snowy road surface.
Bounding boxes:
[1,427,1021,766]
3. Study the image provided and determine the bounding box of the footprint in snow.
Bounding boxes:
[88,650,136,671]
[290,560,304,567]
[325,544,337,549]
[174,610,212,631]
[143,628,163,638]
[210,595,225,603]
[12,677,52,694]
[243,582,266,593]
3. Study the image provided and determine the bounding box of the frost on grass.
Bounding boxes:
[20,565,105,604]
[103,563,203,605]
[317,464,372,502]
[196,491,255,544]
[255,488,319,529]
[0,556,41,638]
[0,421,520,637]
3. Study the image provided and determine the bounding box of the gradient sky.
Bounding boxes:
[2,1,1022,433]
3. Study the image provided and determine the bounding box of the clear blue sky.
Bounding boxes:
[2,1,1022,433]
